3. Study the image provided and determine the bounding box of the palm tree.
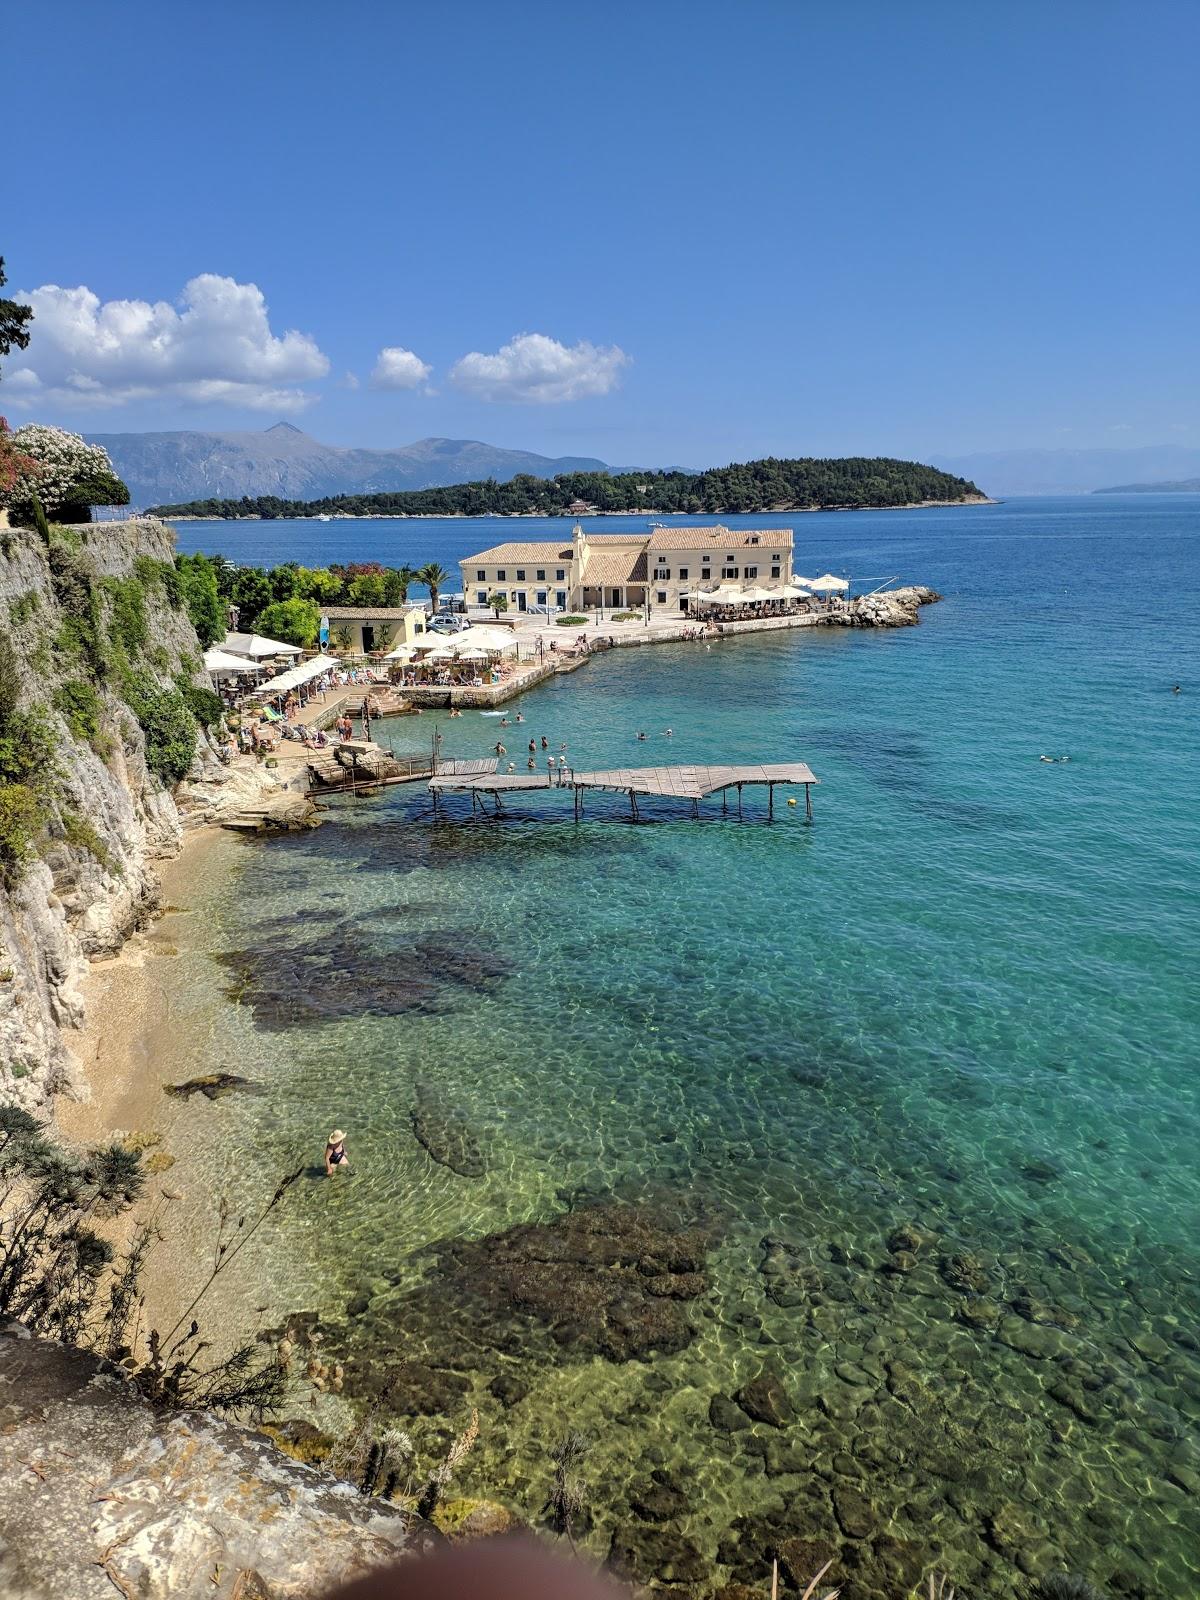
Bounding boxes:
[417,562,452,617]
[384,566,415,605]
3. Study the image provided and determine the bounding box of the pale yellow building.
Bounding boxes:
[320,604,428,654]
[459,523,794,616]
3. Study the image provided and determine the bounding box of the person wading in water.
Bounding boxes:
[325,1129,350,1177]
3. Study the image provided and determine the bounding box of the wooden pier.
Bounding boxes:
[427,758,818,821]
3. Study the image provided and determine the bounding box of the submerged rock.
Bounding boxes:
[940,1251,991,1295]
[411,1083,485,1178]
[163,1072,259,1101]
[421,1197,716,1364]
[735,1367,794,1428]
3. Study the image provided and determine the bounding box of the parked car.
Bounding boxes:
[429,615,471,634]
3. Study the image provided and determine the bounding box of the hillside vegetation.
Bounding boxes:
[150,456,986,520]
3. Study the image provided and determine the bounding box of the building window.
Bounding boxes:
[516,569,526,581]
[475,569,485,581]
[657,591,667,605]
[497,569,506,580]
[537,590,547,606]
[678,567,688,579]
[722,566,738,579]
[536,568,545,581]
[556,590,567,608]
[749,535,760,544]
[746,565,758,578]
[701,567,711,579]
[556,568,565,580]
[654,567,670,580]
[477,590,488,604]
[771,566,780,578]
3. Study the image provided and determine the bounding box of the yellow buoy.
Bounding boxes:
[787,796,797,806]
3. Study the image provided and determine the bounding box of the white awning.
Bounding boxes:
[203,648,260,675]
[249,654,339,700]
[809,573,850,592]
[457,626,518,653]
[222,631,303,658]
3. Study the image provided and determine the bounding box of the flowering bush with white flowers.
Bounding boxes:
[1,423,129,522]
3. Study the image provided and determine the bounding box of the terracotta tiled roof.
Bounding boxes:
[647,524,794,550]
[582,546,648,586]
[322,605,424,620]
[460,542,576,565]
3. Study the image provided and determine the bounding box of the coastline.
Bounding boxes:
[162,497,995,522]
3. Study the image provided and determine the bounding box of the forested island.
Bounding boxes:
[148,456,987,520]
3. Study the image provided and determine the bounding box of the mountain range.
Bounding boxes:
[1093,477,1200,494]
[85,423,609,506]
[931,446,1200,497]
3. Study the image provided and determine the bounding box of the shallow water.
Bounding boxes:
[158,498,1199,1596]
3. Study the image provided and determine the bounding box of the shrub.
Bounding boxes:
[181,683,223,728]
[104,576,149,657]
[53,678,101,743]
[556,615,588,626]
[1,425,129,522]
[8,591,39,627]
[48,542,106,673]
[254,597,321,648]
[121,675,198,785]
[612,611,641,621]
[175,554,224,647]
[60,809,116,875]
[0,783,44,885]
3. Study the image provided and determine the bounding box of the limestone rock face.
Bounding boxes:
[0,1323,441,1600]
[0,518,288,1107]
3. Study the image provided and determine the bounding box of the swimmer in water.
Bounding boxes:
[325,1129,349,1178]
[636,731,647,741]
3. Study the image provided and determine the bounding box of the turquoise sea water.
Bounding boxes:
[159,498,1199,1596]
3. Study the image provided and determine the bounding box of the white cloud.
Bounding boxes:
[8,274,329,411]
[370,346,432,390]
[449,332,630,404]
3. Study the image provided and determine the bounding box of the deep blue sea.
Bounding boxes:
[161,497,1200,1596]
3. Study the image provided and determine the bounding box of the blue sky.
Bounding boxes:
[5,0,1198,464]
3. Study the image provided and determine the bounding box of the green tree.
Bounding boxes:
[418,562,452,616]
[254,597,321,649]
[382,566,415,606]
[488,591,509,619]
[294,566,343,604]
[228,568,274,630]
[0,259,34,377]
[175,554,225,648]
[346,572,386,607]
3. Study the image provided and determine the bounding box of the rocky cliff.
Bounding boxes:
[0,1322,439,1600]
[0,516,278,1108]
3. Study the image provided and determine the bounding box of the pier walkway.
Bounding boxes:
[428,758,819,820]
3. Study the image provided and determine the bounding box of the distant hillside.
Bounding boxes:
[149,457,986,520]
[934,445,1200,496]
[1094,478,1200,494]
[85,423,609,505]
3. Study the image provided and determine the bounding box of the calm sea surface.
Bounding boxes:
[160,498,1199,1595]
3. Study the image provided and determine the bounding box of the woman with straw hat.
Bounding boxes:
[325,1129,350,1178]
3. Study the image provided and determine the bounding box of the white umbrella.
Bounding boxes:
[458,626,517,653]
[691,586,745,604]
[458,646,492,662]
[384,642,417,661]
[792,575,817,588]
[780,583,815,599]
[203,648,259,675]
[222,631,303,658]
[809,573,850,593]
[739,586,778,603]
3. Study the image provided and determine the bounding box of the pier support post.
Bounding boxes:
[574,785,580,822]
[768,783,774,822]
[737,783,743,819]
[805,783,812,821]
